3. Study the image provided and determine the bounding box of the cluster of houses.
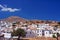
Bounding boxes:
[0,20,60,38]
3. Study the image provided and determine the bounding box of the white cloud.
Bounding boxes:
[0,4,20,12]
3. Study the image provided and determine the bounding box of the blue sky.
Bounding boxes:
[0,0,60,21]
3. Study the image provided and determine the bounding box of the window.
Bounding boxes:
[30,32,31,34]
[37,34,39,36]
[37,29,39,33]
[40,34,41,35]
[40,30,42,32]
[37,26,39,28]
[46,32,47,34]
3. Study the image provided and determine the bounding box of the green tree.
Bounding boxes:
[56,33,60,40]
[11,28,26,40]
[52,34,56,38]
[12,23,17,31]
[58,22,60,25]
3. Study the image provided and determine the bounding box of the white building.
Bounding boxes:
[34,24,53,37]
[36,29,42,37]
[0,21,59,38]
[44,30,52,37]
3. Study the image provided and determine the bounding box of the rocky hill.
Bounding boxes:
[1,16,27,22]
[0,16,60,27]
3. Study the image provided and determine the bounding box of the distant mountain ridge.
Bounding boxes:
[0,16,60,28]
[1,16,27,22]
[0,16,60,27]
